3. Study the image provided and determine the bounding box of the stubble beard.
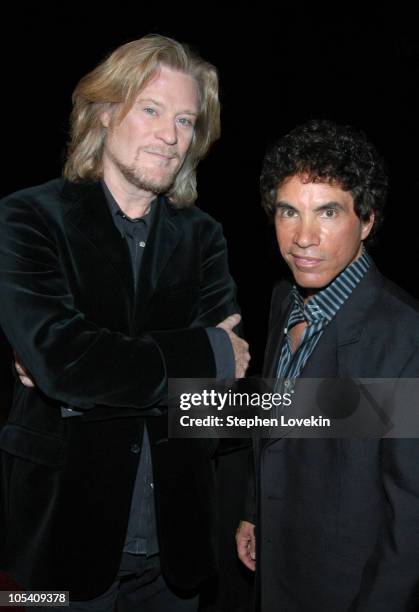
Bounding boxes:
[109,150,179,195]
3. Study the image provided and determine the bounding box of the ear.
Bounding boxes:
[361,211,375,241]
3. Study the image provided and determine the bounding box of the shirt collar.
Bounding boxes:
[291,249,371,325]
[100,179,157,229]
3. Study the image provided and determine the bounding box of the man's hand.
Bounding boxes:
[14,355,35,388]
[216,314,250,378]
[236,520,256,571]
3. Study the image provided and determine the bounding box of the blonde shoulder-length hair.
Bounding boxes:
[64,34,221,207]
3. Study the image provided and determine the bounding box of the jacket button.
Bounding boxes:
[130,444,141,454]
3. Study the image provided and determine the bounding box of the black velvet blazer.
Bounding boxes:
[255,266,419,612]
[0,178,238,599]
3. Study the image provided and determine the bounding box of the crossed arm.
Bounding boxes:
[0,193,249,409]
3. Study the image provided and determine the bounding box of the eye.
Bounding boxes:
[177,116,194,127]
[277,207,297,218]
[321,208,338,218]
[143,106,157,116]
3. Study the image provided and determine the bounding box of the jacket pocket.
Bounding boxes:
[0,424,65,468]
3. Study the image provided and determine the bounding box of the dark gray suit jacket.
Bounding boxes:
[254,264,419,611]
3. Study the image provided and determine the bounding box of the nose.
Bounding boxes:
[293,218,320,248]
[155,117,177,145]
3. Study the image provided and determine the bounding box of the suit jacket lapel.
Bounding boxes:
[302,265,382,378]
[264,265,382,380]
[62,180,134,301]
[299,320,340,377]
[335,265,381,347]
[263,281,293,379]
[62,183,184,331]
[132,197,183,327]
[260,265,382,448]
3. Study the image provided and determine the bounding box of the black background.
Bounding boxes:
[1,6,419,387]
[0,8,419,606]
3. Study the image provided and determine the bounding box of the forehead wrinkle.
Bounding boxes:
[277,181,353,209]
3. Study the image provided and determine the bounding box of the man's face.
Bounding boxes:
[274,174,374,297]
[101,65,199,195]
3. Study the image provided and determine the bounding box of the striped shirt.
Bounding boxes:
[277,250,371,387]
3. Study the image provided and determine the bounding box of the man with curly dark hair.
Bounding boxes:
[260,119,386,241]
[237,120,419,611]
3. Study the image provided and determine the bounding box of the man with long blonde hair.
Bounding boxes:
[0,34,249,611]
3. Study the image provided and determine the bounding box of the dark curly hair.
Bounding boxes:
[260,120,387,241]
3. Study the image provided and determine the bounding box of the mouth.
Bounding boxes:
[290,254,323,269]
[144,150,177,161]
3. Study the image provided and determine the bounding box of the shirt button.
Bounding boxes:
[130,443,141,454]
[139,241,146,248]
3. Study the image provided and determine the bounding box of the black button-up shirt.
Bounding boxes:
[102,180,159,557]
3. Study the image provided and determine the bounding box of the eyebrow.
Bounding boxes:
[137,97,198,116]
[275,200,346,212]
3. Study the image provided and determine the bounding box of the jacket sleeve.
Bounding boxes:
[141,218,238,377]
[0,195,217,409]
[351,440,419,611]
[352,358,419,611]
